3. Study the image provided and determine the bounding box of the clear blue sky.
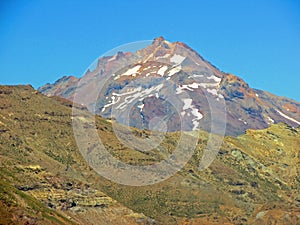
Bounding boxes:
[1,0,299,101]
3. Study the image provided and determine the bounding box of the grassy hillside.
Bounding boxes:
[0,85,299,224]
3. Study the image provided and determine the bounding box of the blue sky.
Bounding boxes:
[0,0,299,101]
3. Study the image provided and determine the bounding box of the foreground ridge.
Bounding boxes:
[0,85,299,224]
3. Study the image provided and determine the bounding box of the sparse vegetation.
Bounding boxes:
[0,85,299,224]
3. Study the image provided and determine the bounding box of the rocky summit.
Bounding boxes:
[39,37,300,136]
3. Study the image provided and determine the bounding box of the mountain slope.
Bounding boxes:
[1,85,299,224]
[38,37,300,136]
[0,85,157,225]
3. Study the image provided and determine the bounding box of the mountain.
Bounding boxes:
[1,85,299,224]
[38,37,300,136]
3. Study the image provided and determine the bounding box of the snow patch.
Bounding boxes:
[157,65,168,76]
[193,74,204,78]
[176,82,217,93]
[188,83,200,89]
[207,75,221,83]
[198,83,219,88]
[275,109,300,125]
[176,87,183,94]
[191,107,203,121]
[114,65,141,80]
[206,88,224,99]
[192,120,200,130]
[116,84,164,110]
[267,116,274,124]
[137,103,144,111]
[207,88,218,96]
[122,65,141,76]
[177,83,201,93]
[112,87,142,97]
[182,98,203,130]
[167,66,181,76]
[176,83,224,101]
[238,118,248,125]
[183,99,193,110]
[101,95,120,112]
[170,54,186,64]
[156,54,170,60]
